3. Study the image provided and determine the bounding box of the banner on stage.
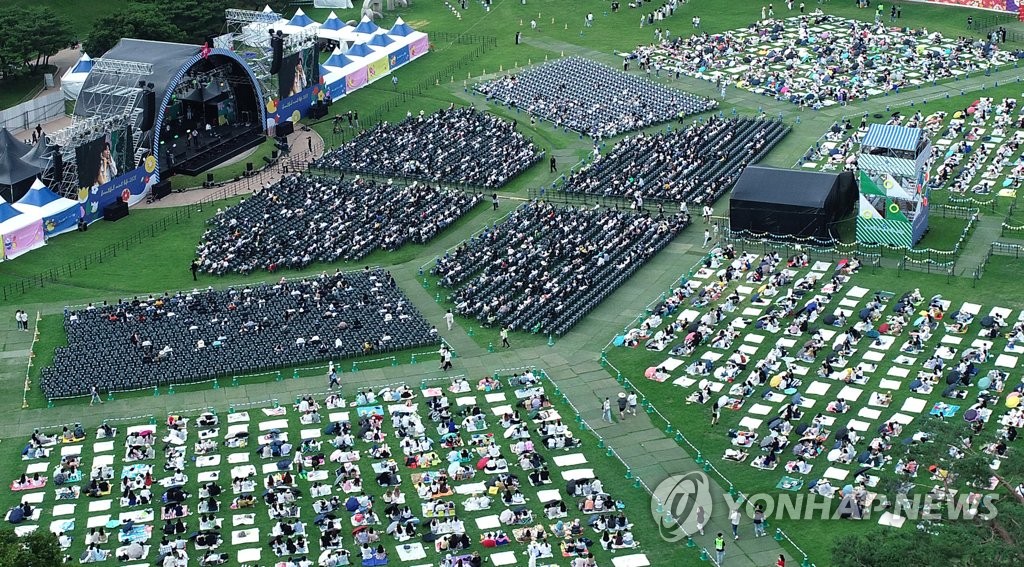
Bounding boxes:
[367,56,390,83]
[3,219,45,260]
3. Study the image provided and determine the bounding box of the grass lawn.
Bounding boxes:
[0,371,678,566]
[602,255,1024,565]
[0,73,49,110]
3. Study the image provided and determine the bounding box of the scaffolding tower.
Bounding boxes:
[75,58,153,170]
[225,8,317,105]
[47,113,138,200]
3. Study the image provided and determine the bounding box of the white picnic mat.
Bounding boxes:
[474,515,501,530]
[748,404,773,415]
[561,468,595,481]
[258,419,288,431]
[739,417,763,430]
[806,381,831,396]
[823,467,849,481]
[901,398,927,413]
[837,386,863,401]
[553,454,588,467]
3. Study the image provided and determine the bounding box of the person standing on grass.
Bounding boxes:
[90,385,103,406]
[328,364,340,389]
[703,228,711,248]
[500,327,510,348]
[753,504,766,537]
[601,397,613,423]
[730,508,741,540]
[190,260,200,281]
[492,193,499,211]
[617,392,628,419]
[711,403,720,426]
[626,391,638,416]
[444,309,455,331]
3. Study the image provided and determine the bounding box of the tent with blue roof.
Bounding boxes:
[317,11,357,45]
[389,18,415,37]
[368,34,396,49]
[353,17,380,35]
[14,178,79,237]
[60,53,93,101]
[346,43,376,58]
[287,8,317,28]
[0,195,45,260]
[324,48,355,69]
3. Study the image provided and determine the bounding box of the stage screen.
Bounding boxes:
[278,48,317,100]
[75,135,120,189]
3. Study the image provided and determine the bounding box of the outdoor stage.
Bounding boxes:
[165,124,266,176]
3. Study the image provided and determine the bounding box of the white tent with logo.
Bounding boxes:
[13,178,79,237]
[0,197,45,260]
[60,53,93,101]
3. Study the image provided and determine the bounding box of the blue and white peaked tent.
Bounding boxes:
[287,8,317,28]
[60,53,93,101]
[324,48,355,69]
[14,178,79,237]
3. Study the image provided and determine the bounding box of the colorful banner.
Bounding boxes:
[326,74,347,100]
[41,205,81,237]
[76,164,155,224]
[923,0,1013,11]
[366,56,390,83]
[3,219,45,260]
[389,45,411,69]
[346,66,369,92]
[409,35,429,60]
[266,82,325,126]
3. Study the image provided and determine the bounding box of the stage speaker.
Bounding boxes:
[51,146,64,182]
[103,200,129,222]
[152,179,172,200]
[207,173,215,184]
[206,34,218,50]
[269,33,284,74]
[271,149,279,159]
[246,162,253,174]
[276,121,294,136]
[139,90,156,131]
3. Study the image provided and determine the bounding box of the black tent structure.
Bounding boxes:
[729,166,856,241]
[0,128,42,202]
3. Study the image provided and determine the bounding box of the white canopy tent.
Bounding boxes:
[317,11,358,45]
[13,179,79,238]
[60,53,93,101]
[0,198,45,260]
[314,0,353,7]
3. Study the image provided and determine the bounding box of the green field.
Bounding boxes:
[1,1,1024,566]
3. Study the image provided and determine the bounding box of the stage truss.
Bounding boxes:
[225,8,318,105]
[47,113,138,200]
[74,58,153,171]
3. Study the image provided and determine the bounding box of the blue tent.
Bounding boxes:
[15,181,60,207]
[71,55,94,74]
[324,50,354,68]
[346,43,375,58]
[287,8,316,28]
[368,34,395,48]
[389,18,415,37]
[353,18,380,35]
[0,200,22,223]
[321,11,346,31]
[13,178,79,236]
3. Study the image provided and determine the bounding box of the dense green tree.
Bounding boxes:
[0,7,72,78]
[82,6,185,57]
[832,417,1023,566]
[0,529,63,567]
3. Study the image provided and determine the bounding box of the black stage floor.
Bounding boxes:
[166,125,265,177]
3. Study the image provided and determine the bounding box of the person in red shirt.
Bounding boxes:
[776,554,786,567]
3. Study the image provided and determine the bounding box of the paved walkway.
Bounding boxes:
[956,210,1002,276]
